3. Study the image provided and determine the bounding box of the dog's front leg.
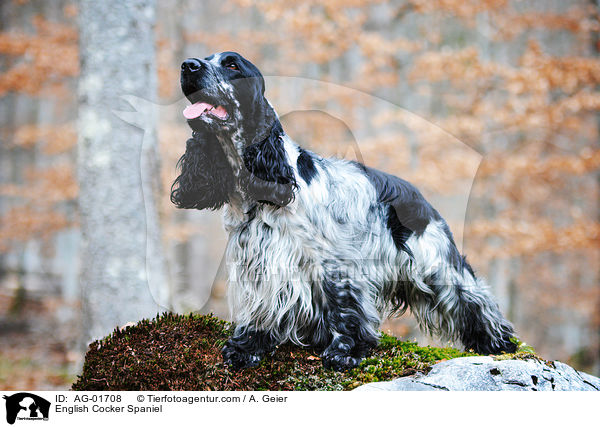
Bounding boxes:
[221,327,277,370]
[321,276,379,371]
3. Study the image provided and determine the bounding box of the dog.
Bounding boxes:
[172,51,518,371]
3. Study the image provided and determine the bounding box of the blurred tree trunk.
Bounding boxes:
[77,0,167,343]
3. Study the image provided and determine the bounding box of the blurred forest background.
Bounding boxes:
[0,0,599,389]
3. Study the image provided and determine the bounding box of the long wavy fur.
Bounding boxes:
[241,121,297,207]
[170,131,234,210]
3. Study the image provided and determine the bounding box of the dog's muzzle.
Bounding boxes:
[181,58,229,120]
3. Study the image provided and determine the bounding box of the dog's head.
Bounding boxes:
[181,51,275,142]
[173,52,297,210]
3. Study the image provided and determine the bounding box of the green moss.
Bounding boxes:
[73,313,507,391]
[514,338,536,354]
[338,333,475,389]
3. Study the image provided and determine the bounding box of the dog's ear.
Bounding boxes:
[242,120,297,207]
[170,131,234,210]
[235,75,275,145]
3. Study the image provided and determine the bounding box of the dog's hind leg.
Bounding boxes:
[438,264,518,354]
[401,220,518,355]
[320,273,379,371]
[407,254,517,355]
[221,327,278,370]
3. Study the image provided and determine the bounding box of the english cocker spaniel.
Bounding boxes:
[172,51,517,371]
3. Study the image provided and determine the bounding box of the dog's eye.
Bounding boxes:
[225,63,238,70]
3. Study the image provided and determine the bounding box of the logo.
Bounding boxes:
[3,393,50,425]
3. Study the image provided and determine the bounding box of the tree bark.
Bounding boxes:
[77,0,168,343]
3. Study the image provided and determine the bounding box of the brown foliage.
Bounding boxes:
[2,0,599,367]
[0,206,70,253]
[13,123,77,154]
[0,11,79,252]
[0,16,78,96]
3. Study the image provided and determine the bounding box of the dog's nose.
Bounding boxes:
[181,58,203,72]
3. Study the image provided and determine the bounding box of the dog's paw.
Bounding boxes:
[321,352,362,371]
[469,332,519,355]
[485,335,519,355]
[221,341,262,370]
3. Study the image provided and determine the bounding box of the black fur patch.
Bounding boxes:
[242,120,298,206]
[297,148,318,185]
[222,327,278,370]
[356,161,439,257]
[170,131,234,210]
[386,205,414,257]
[355,162,441,235]
[320,274,378,371]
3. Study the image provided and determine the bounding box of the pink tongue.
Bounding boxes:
[183,102,228,119]
[211,105,228,119]
[183,102,212,119]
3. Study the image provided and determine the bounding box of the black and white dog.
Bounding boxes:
[172,52,517,371]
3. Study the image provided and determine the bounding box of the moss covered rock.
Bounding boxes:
[73,312,484,391]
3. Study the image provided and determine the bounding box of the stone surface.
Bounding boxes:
[354,356,600,391]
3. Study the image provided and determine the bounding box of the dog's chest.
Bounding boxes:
[222,200,384,286]
[224,204,322,263]
[223,204,326,336]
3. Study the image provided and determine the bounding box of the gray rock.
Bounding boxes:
[354,356,600,391]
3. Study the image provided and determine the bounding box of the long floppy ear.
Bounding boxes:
[241,120,297,207]
[170,131,234,210]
